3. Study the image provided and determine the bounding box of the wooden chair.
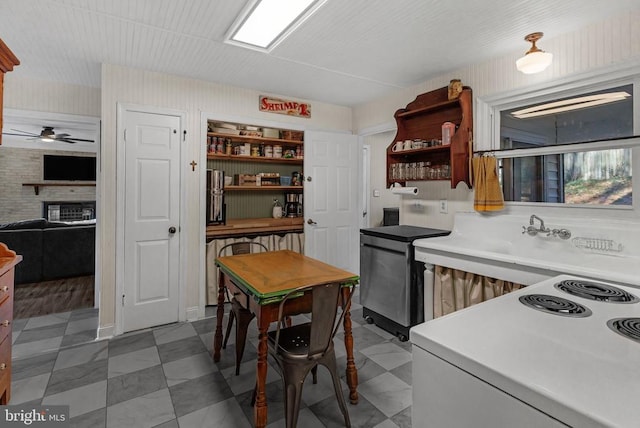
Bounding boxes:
[265,282,354,428]
[218,241,268,375]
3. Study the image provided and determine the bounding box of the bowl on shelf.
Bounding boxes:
[224,176,233,186]
[280,176,291,186]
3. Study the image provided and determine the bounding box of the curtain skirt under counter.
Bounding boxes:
[434,266,523,318]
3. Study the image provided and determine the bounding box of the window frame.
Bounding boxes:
[476,60,640,214]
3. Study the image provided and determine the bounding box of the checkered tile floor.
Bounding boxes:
[10,295,413,427]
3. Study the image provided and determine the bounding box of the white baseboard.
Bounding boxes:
[186,306,201,322]
[97,323,115,340]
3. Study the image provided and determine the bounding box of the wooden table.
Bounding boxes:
[214,250,359,428]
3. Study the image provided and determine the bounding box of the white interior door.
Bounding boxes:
[304,131,360,275]
[121,108,181,332]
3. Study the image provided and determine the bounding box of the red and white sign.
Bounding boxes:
[259,96,311,118]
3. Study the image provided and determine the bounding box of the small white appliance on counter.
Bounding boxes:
[411,274,640,427]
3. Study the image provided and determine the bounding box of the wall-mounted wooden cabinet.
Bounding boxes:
[386,86,473,189]
[0,39,20,146]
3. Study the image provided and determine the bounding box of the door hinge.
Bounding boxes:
[123,129,127,142]
[122,294,125,306]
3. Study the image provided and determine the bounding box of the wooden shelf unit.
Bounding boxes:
[207,132,303,147]
[207,153,302,165]
[0,38,20,146]
[206,120,304,224]
[387,86,473,189]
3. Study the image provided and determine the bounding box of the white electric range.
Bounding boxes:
[410,274,640,428]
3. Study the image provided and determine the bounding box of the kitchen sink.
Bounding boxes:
[413,212,640,286]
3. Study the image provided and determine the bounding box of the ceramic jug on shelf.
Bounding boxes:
[272,199,283,219]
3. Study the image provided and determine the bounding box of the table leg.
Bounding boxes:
[254,316,269,427]
[213,271,225,362]
[342,287,359,404]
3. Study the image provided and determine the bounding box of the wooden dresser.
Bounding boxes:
[0,242,21,404]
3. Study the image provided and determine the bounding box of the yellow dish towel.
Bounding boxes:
[472,156,504,212]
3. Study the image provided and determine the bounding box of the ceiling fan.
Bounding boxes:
[2,126,95,144]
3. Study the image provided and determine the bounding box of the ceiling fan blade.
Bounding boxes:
[3,127,94,143]
[4,128,40,137]
[2,131,34,137]
[60,137,95,143]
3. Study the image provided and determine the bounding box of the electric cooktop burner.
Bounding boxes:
[555,279,639,303]
[608,318,640,343]
[519,294,592,317]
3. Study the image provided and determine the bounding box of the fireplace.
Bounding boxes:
[43,201,96,222]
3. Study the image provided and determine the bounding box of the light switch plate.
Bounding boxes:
[373,189,380,197]
[439,199,448,213]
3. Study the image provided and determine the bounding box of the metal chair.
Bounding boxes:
[266,281,355,428]
[218,241,268,375]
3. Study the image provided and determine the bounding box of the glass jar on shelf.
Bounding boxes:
[417,162,425,179]
[406,162,414,180]
[441,164,451,179]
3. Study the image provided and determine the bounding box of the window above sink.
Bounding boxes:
[477,62,639,212]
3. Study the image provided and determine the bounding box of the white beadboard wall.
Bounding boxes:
[355,9,640,231]
[354,10,640,131]
[366,130,398,227]
[3,75,100,116]
[99,64,353,328]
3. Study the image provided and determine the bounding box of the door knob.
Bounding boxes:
[307,219,317,225]
[168,226,177,234]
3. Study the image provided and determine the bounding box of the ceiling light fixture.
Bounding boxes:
[226,0,327,52]
[512,91,631,119]
[516,32,553,74]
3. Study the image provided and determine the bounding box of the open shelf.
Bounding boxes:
[225,185,303,191]
[395,98,462,118]
[207,153,303,164]
[207,132,303,146]
[22,182,96,195]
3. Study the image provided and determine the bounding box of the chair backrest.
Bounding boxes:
[275,282,355,359]
[218,241,268,257]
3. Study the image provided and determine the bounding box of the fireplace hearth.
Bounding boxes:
[43,201,95,222]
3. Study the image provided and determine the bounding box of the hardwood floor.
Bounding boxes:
[13,275,95,319]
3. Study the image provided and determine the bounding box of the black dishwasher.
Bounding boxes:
[360,225,450,341]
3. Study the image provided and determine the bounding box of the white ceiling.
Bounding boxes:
[1,0,639,107]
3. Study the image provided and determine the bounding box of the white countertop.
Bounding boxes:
[410,274,640,428]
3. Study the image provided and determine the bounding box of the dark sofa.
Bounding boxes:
[0,218,95,284]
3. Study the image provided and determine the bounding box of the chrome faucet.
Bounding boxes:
[530,215,549,233]
[522,214,571,239]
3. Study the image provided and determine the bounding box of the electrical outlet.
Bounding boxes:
[373,189,380,197]
[439,199,448,214]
